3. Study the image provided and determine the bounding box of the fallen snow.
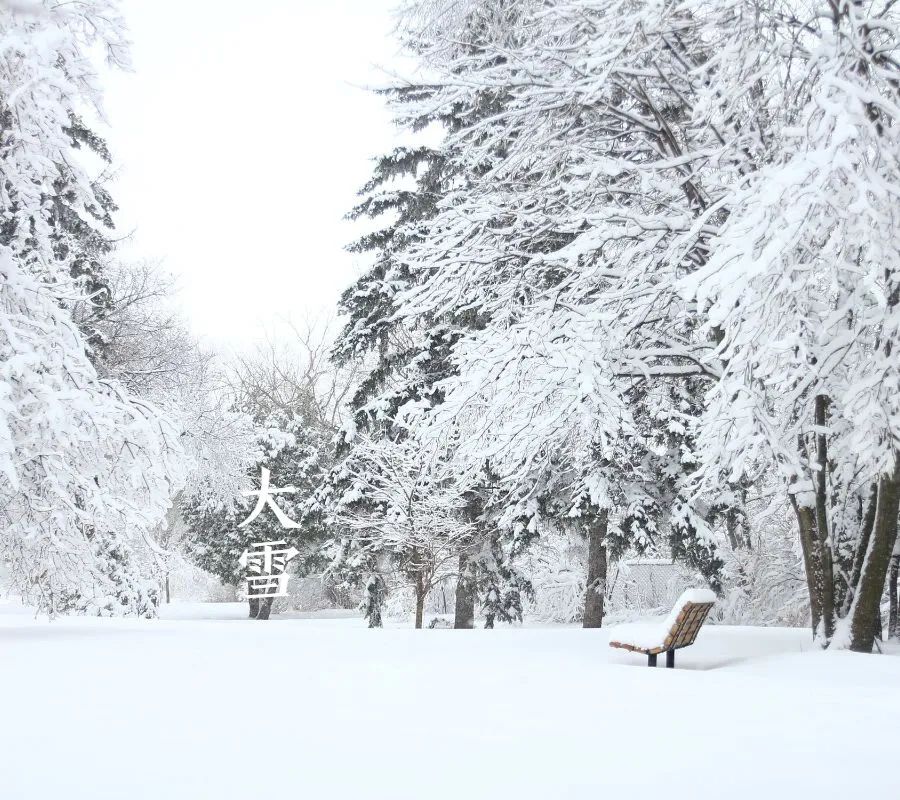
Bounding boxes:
[665,586,717,612]
[605,619,669,649]
[1,601,897,799]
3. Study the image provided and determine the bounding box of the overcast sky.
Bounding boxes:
[104,0,405,351]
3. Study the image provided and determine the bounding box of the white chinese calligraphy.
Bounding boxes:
[238,540,300,599]
[239,466,301,528]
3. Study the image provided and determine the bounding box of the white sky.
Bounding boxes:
[104,0,406,351]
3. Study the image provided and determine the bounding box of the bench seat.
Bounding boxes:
[608,588,716,667]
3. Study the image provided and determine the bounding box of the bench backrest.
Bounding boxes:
[663,601,715,650]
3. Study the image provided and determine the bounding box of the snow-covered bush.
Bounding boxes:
[520,531,587,624]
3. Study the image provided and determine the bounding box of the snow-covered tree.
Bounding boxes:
[384,0,899,650]
[685,0,900,651]
[0,0,192,614]
[0,245,183,612]
[182,414,330,619]
[376,0,762,626]
[182,325,344,619]
[95,261,258,507]
[325,431,477,628]
[330,63,507,628]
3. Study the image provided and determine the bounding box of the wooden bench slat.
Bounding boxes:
[607,595,715,666]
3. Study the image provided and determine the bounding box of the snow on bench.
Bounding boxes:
[608,588,716,668]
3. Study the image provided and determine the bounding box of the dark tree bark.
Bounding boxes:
[791,497,822,637]
[725,512,741,551]
[725,506,752,551]
[871,606,883,647]
[454,553,476,629]
[813,395,836,641]
[790,398,842,642]
[583,510,609,628]
[888,543,899,640]
[256,597,274,621]
[842,484,879,615]
[164,575,170,604]
[248,597,260,618]
[849,467,900,652]
[364,573,385,628]
[414,571,426,629]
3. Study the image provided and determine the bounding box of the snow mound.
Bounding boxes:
[609,587,716,650]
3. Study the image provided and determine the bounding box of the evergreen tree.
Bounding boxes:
[182,416,329,619]
[328,3,541,628]
[376,0,744,627]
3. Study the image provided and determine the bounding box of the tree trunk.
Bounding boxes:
[888,541,899,639]
[164,575,170,604]
[725,512,741,551]
[790,398,841,643]
[256,596,274,621]
[414,572,425,629]
[725,507,751,551]
[812,395,836,641]
[248,597,260,618]
[871,605,883,647]
[364,573,385,628]
[842,484,879,616]
[454,553,476,629]
[790,494,825,639]
[583,510,609,628]
[848,466,900,652]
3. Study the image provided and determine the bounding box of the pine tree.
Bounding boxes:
[377,0,747,626]
[328,3,543,628]
[182,416,329,619]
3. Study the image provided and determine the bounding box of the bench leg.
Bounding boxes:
[647,653,657,667]
[666,649,675,669]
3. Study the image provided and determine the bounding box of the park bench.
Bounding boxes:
[608,588,716,668]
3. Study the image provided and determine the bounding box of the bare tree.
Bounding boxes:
[227,315,358,430]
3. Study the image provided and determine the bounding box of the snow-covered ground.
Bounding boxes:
[2,601,897,799]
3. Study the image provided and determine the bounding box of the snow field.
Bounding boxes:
[1,603,897,799]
